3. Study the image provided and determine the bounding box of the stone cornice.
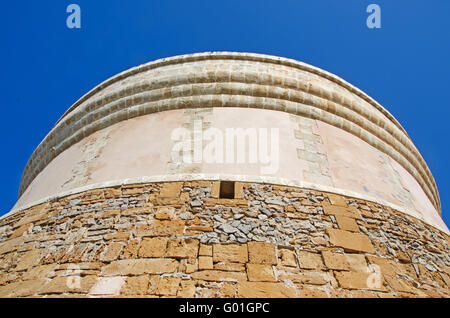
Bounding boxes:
[18,52,441,214]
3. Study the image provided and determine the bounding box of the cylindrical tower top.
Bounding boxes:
[11,52,445,232]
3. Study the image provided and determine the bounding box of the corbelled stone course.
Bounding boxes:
[0,181,448,298]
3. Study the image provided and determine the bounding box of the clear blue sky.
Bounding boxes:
[1,1,449,227]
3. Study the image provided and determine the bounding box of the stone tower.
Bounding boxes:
[0,52,448,298]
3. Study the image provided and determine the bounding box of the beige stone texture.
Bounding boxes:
[248,242,277,265]
[213,244,248,263]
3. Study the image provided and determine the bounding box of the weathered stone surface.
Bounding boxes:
[335,215,359,232]
[198,256,213,270]
[327,194,347,207]
[366,256,395,276]
[155,207,174,220]
[219,282,236,298]
[345,254,368,272]
[121,239,140,259]
[326,228,375,253]
[177,280,196,298]
[10,224,30,239]
[159,182,183,198]
[279,272,327,285]
[104,232,130,241]
[89,276,126,297]
[237,281,297,298]
[23,264,57,280]
[213,244,248,263]
[40,275,97,294]
[101,259,179,276]
[334,271,386,291]
[0,181,448,298]
[15,250,42,271]
[214,262,246,272]
[100,242,124,262]
[199,244,212,256]
[321,251,349,270]
[138,238,167,258]
[296,287,328,298]
[0,237,25,255]
[210,182,220,198]
[136,220,185,237]
[247,264,276,282]
[323,203,362,220]
[121,275,150,296]
[279,249,297,267]
[247,242,276,265]
[0,279,47,297]
[166,238,199,259]
[191,270,247,282]
[296,251,324,270]
[155,277,182,296]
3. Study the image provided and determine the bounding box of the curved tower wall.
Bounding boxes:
[0,52,448,298]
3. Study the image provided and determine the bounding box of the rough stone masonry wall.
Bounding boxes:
[0,181,448,298]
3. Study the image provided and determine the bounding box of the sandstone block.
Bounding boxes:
[15,249,42,271]
[213,262,246,272]
[326,228,375,253]
[104,232,130,241]
[335,215,359,232]
[296,287,328,298]
[237,281,297,298]
[138,238,168,258]
[40,275,97,294]
[159,182,183,198]
[366,256,395,276]
[323,203,362,220]
[211,182,220,198]
[199,256,213,270]
[247,264,276,282]
[327,193,347,207]
[213,244,248,263]
[89,276,126,297]
[335,271,386,291]
[321,251,349,270]
[279,272,327,285]
[136,219,185,237]
[0,279,46,297]
[177,280,196,298]
[296,251,324,270]
[0,237,25,255]
[166,238,199,259]
[279,249,297,267]
[247,242,276,265]
[219,282,236,298]
[121,275,150,296]
[190,270,247,282]
[345,254,368,272]
[235,182,244,199]
[155,207,174,220]
[23,264,57,280]
[10,224,30,239]
[199,244,213,256]
[121,239,140,259]
[100,242,124,262]
[101,259,178,276]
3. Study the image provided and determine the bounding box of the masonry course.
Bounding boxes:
[0,181,448,298]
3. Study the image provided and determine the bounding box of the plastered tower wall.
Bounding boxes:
[0,52,448,298]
